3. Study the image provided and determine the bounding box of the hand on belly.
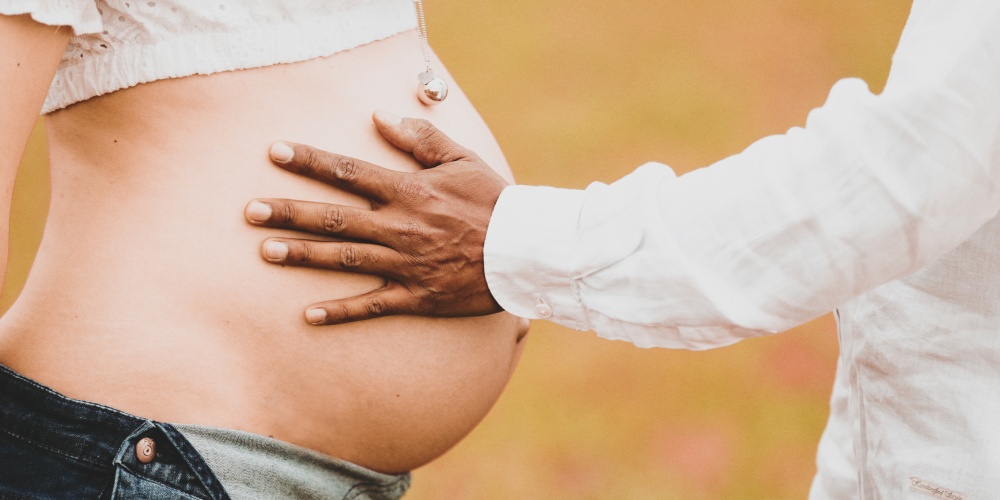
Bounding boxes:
[245,112,511,330]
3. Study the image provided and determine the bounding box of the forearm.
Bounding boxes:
[0,14,71,289]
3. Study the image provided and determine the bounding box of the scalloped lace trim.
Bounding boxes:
[0,0,104,35]
[2,0,417,113]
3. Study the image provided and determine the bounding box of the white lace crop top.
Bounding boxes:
[0,0,418,113]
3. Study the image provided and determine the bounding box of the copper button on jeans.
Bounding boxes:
[136,437,157,463]
[0,364,230,499]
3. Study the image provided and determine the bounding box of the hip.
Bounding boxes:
[0,364,410,499]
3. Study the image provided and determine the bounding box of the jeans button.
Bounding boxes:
[135,437,157,464]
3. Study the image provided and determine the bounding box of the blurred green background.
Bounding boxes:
[2,0,912,498]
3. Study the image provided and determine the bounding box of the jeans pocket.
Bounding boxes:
[112,467,205,500]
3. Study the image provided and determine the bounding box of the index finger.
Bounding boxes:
[269,141,406,202]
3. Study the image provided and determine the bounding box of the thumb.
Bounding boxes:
[372,111,474,168]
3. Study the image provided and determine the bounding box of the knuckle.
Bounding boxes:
[297,147,321,172]
[365,297,388,317]
[411,119,466,162]
[327,303,352,323]
[332,156,362,183]
[340,244,364,269]
[322,206,347,234]
[274,203,298,225]
[297,242,314,263]
[411,119,437,141]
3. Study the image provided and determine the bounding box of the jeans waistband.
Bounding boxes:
[0,364,230,499]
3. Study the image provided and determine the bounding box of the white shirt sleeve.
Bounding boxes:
[483,0,1000,350]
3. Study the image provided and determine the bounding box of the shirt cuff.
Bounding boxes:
[484,184,591,330]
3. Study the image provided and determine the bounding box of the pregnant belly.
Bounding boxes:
[0,30,526,473]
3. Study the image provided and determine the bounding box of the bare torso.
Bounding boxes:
[0,30,525,473]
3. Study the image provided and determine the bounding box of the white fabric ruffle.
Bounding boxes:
[3,0,417,113]
[0,0,103,35]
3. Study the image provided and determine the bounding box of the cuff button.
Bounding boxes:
[534,300,553,319]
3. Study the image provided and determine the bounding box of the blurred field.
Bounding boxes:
[2,0,912,498]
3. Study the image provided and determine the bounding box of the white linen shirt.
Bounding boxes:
[484,0,1000,497]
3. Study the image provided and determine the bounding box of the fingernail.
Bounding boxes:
[374,110,403,126]
[246,201,272,223]
[270,142,294,163]
[263,240,288,262]
[306,308,327,325]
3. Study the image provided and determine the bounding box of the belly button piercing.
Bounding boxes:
[413,0,448,105]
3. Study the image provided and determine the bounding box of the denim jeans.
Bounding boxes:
[0,364,230,499]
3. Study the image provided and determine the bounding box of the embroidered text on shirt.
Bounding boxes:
[909,477,967,500]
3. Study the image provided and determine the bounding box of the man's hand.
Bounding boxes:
[245,111,508,325]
